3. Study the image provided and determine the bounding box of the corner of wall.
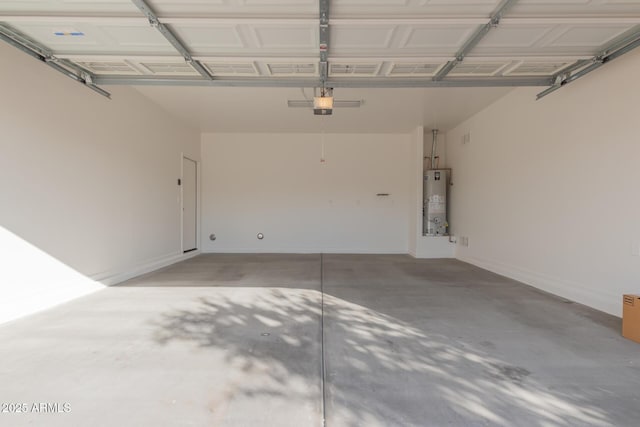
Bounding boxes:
[408,127,424,256]
[0,42,203,323]
[443,49,640,317]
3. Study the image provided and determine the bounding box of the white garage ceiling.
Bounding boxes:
[133,85,513,133]
[1,0,639,131]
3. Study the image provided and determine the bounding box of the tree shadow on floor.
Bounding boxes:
[151,286,615,427]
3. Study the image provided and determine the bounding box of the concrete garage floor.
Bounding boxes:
[0,255,639,426]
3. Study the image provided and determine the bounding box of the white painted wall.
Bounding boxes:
[0,43,200,324]
[446,48,640,316]
[201,132,412,253]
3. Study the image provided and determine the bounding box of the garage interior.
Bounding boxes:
[1,0,640,426]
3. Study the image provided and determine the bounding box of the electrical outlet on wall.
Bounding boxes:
[461,132,471,145]
[459,236,469,247]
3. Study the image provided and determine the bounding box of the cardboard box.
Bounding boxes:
[622,294,640,344]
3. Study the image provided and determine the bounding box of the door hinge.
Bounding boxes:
[178,178,181,186]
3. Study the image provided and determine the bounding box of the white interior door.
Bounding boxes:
[182,157,197,252]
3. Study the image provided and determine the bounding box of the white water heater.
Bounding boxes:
[423,169,448,236]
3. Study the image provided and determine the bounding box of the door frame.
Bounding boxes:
[180,153,200,253]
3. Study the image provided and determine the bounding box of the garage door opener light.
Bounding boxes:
[314,87,333,116]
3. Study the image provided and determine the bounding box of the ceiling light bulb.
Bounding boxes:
[314,96,334,109]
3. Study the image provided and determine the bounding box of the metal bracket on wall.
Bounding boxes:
[0,23,111,98]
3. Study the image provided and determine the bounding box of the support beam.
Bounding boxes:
[130,0,212,80]
[0,24,110,98]
[433,0,518,81]
[54,53,590,65]
[3,15,640,26]
[93,75,551,88]
[319,0,330,84]
[537,28,640,100]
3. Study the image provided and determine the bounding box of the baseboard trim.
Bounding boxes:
[201,248,409,254]
[90,250,201,286]
[457,254,620,317]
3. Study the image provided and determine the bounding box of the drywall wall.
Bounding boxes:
[201,132,412,253]
[0,42,200,324]
[446,48,640,316]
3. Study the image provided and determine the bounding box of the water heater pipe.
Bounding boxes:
[430,129,439,170]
